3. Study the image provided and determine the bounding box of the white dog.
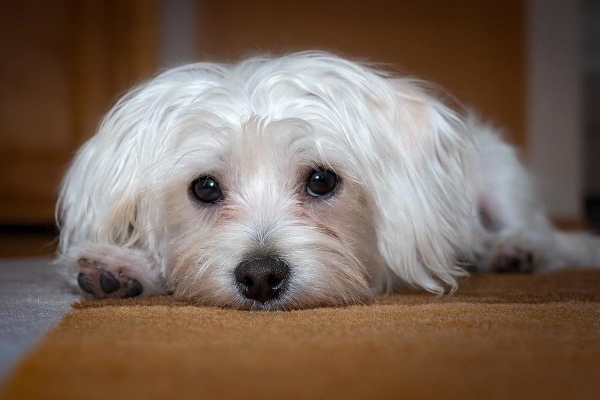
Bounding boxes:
[57,52,600,309]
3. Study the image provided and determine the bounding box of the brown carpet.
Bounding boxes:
[2,271,600,400]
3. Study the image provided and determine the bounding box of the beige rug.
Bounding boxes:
[2,271,599,399]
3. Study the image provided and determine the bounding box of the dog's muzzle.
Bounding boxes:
[234,257,290,303]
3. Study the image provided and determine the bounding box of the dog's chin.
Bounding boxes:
[232,297,373,311]
[183,291,374,311]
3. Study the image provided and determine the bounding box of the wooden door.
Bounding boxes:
[0,0,158,225]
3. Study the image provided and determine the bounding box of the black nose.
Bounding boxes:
[234,257,290,303]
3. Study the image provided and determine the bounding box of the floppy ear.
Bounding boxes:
[56,83,167,269]
[273,53,479,293]
[358,78,479,293]
[56,62,233,294]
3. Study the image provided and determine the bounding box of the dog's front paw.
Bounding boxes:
[490,246,536,274]
[77,258,143,298]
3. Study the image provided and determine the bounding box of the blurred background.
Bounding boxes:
[0,0,598,257]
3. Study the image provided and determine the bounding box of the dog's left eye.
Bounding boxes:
[306,169,338,198]
[190,176,223,204]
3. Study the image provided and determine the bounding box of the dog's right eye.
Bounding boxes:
[306,169,338,198]
[190,176,223,204]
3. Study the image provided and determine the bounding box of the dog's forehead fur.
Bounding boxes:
[169,119,357,195]
[146,56,386,194]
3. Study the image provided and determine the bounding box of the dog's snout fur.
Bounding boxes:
[234,257,290,303]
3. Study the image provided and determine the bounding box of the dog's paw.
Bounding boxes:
[77,258,144,298]
[490,245,536,274]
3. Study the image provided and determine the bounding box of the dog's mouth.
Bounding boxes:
[225,296,370,311]
[232,297,295,311]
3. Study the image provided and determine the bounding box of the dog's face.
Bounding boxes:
[59,53,478,310]
[152,65,395,309]
[163,116,388,309]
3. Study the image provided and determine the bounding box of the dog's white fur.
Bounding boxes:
[57,52,600,309]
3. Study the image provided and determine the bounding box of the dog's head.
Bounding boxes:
[58,52,477,309]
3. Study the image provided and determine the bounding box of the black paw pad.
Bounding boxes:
[123,280,143,298]
[76,258,145,298]
[77,272,95,294]
[99,271,121,294]
[493,250,535,274]
[497,256,522,273]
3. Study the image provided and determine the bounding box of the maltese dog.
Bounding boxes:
[57,51,600,310]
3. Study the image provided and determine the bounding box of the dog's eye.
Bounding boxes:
[190,176,223,204]
[306,169,338,198]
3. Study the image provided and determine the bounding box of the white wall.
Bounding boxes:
[583,0,600,197]
[159,0,197,68]
[527,0,583,219]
